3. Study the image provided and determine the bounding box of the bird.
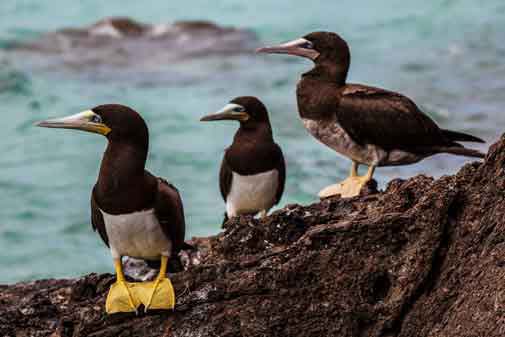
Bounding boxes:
[36,104,185,314]
[200,96,286,224]
[257,31,485,198]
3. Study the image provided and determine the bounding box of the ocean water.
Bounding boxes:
[0,0,503,283]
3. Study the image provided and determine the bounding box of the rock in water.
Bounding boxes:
[1,135,504,337]
[8,17,258,69]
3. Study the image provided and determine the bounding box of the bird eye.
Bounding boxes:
[233,107,245,113]
[91,115,102,123]
[301,41,314,49]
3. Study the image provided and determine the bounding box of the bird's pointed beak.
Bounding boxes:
[200,103,249,122]
[36,110,111,135]
[256,38,319,60]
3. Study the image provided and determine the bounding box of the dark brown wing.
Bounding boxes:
[91,185,109,247]
[219,156,233,202]
[154,177,186,253]
[274,143,285,205]
[337,84,448,151]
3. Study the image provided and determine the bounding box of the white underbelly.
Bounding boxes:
[226,170,278,217]
[302,118,426,166]
[302,118,379,164]
[101,208,171,260]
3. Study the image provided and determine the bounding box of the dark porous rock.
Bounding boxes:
[1,136,505,337]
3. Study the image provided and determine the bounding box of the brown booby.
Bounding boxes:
[200,96,285,223]
[257,32,485,198]
[36,104,185,314]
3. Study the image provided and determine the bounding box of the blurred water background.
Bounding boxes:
[0,0,503,283]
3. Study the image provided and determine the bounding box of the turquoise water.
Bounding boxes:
[0,1,503,283]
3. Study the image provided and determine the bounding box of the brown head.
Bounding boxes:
[36,104,151,187]
[257,31,350,84]
[200,96,271,132]
[36,104,149,149]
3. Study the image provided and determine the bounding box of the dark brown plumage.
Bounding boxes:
[36,104,185,312]
[219,138,285,203]
[91,176,186,254]
[295,32,484,159]
[86,104,186,257]
[201,96,285,221]
[258,31,485,198]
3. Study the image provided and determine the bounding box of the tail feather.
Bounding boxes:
[442,129,485,143]
[438,146,486,159]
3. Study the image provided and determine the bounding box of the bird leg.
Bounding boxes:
[318,162,375,198]
[106,258,140,314]
[133,255,176,312]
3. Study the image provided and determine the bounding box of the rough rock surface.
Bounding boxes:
[1,136,505,337]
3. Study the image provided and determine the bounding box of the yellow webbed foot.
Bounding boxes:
[132,277,176,311]
[105,256,175,314]
[319,163,376,199]
[106,280,140,314]
[318,175,372,199]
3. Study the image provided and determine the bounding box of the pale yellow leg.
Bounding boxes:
[106,258,139,314]
[364,165,375,181]
[349,161,358,177]
[318,162,376,199]
[133,255,176,312]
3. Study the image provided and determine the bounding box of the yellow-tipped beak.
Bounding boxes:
[36,110,111,135]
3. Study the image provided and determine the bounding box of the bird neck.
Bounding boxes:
[226,124,278,175]
[304,60,348,86]
[235,123,273,143]
[97,140,148,194]
[297,75,342,120]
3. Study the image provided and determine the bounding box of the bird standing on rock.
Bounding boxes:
[201,96,286,224]
[37,104,186,314]
[257,32,485,198]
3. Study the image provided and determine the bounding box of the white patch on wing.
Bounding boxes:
[302,118,423,166]
[101,208,171,260]
[226,169,278,217]
[302,118,379,165]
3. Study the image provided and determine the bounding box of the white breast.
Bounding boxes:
[101,208,171,260]
[226,170,279,217]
